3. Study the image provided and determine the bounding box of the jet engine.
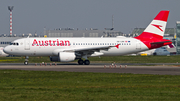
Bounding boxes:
[50,52,76,62]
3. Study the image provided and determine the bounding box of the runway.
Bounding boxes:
[0,63,180,75]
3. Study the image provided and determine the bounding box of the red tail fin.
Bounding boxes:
[135,10,171,49]
[136,10,169,39]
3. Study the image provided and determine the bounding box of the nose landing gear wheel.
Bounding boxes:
[84,60,90,65]
[24,56,29,65]
[24,61,28,65]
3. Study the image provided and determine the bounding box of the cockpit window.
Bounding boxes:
[10,42,19,46]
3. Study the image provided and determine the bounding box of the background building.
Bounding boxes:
[44,28,123,37]
[0,37,22,47]
[131,28,176,38]
[176,21,180,54]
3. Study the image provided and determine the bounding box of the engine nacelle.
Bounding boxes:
[50,52,76,62]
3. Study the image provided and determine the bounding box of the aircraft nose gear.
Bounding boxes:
[24,56,29,65]
[24,61,28,65]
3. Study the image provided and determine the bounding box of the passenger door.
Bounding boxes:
[24,39,30,50]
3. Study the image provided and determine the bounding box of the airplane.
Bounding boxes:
[0,47,8,57]
[136,43,176,56]
[3,10,172,65]
[137,47,170,56]
[166,43,176,54]
[105,28,114,30]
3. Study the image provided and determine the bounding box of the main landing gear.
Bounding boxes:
[78,59,90,65]
[24,56,29,65]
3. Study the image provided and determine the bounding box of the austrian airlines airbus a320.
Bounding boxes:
[3,10,172,65]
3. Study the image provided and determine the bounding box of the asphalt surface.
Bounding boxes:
[0,63,180,75]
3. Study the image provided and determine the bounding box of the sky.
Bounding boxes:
[0,0,180,35]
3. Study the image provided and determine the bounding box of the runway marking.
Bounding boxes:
[0,65,180,75]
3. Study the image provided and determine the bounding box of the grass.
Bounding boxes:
[0,70,180,101]
[0,55,180,63]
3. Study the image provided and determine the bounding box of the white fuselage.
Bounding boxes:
[3,37,149,57]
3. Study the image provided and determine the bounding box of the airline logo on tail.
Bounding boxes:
[151,24,163,32]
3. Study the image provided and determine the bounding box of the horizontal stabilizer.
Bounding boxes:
[150,41,172,44]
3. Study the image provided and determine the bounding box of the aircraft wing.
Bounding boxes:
[65,45,119,52]
[63,44,120,57]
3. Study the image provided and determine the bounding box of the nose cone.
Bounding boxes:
[3,46,11,54]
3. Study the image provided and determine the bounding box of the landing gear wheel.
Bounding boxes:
[84,60,90,65]
[24,61,28,65]
[153,53,157,56]
[24,56,29,65]
[78,59,84,65]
